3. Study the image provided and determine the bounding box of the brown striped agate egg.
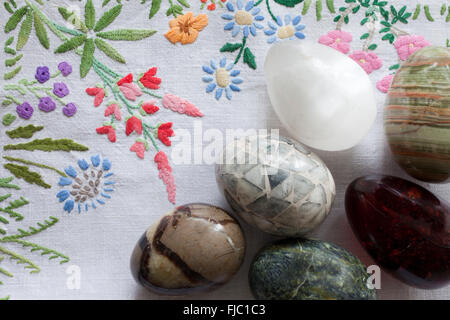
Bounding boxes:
[385,46,450,183]
[130,203,246,295]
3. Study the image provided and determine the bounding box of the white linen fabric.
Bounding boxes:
[0,0,448,300]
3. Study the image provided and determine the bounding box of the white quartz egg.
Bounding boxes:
[264,41,377,151]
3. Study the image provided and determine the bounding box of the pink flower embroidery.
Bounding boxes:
[376,74,395,93]
[394,35,431,61]
[349,50,383,74]
[104,103,122,121]
[154,151,176,204]
[162,94,203,117]
[130,141,146,159]
[318,30,353,54]
[119,83,142,101]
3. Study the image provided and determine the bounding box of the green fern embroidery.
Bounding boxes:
[0,178,69,298]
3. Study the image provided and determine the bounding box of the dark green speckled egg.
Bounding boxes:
[249,239,376,300]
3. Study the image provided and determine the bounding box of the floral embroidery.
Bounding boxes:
[318,29,352,53]
[56,155,115,214]
[87,66,203,204]
[265,14,306,44]
[223,0,265,38]
[139,68,161,89]
[154,151,176,204]
[52,1,156,78]
[376,74,395,93]
[201,0,227,11]
[203,57,243,100]
[3,62,77,119]
[165,12,208,45]
[349,50,382,74]
[394,35,431,60]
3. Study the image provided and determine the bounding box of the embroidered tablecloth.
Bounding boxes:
[0,0,448,300]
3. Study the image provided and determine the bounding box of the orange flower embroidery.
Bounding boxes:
[165,12,208,45]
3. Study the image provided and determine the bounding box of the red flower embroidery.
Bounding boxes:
[157,122,174,146]
[154,151,176,204]
[139,67,161,90]
[207,3,216,10]
[126,116,143,136]
[96,126,116,142]
[130,141,146,159]
[104,103,122,120]
[86,87,105,107]
[117,73,133,86]
[142,101,159,115]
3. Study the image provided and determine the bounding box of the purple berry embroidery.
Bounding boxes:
[53,82,69,98]
[63,103,77,117]
[35,66,50,83]
[16,102,34,119]
[58,62,72,77]
[38,96,56,112]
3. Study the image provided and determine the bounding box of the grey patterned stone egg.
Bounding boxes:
[216,135,335,236]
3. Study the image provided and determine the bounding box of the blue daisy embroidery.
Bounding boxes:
[222,0,264,38]
[265,14,306,44]
[56,155,115,214]
[202,57,243,100]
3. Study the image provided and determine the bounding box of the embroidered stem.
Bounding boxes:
[143,125,159,151]
[0,245,40,273]
[254,0,263,6]
[234,37,247,64]
[336,3,358,30]
[362,17,376,51]
[265,0,277,22]
[4,95,21,105]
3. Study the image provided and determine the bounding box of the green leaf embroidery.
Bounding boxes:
[326,0,335,13]
[3,156,67,178]
[58,7,88,33]
[80,38,95,78]
[54,34,87,53]
[2,114,16,127]
[0,177,20,190]
[368,43,377,50]
[149,0,162,18]
[220,43,242,53]
[176,0,190,8]
[6,125,44,139]
[94,38,126,64]
[85,0,96,30]
[5,36,14,46]
[302,0,312,14]
[4,66,22,80]
[5,54,23,67]
[3,164,51,189]
[3,138,89,152]
[273,0,304,8]
[4,6,27,33]
[96,29,157,41]
[16,9,32,50]
[243,47,256,70]
[94,4,122,32]
[33,10,49,49]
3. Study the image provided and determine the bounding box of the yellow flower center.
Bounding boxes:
[335,38,341,43]
[277,25,295,39]
[409,43,415,48]
[235,10,253,25]
[216,68,230,88]
[360,59,366,64]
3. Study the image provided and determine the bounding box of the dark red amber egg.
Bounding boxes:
[345,175,449,289]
